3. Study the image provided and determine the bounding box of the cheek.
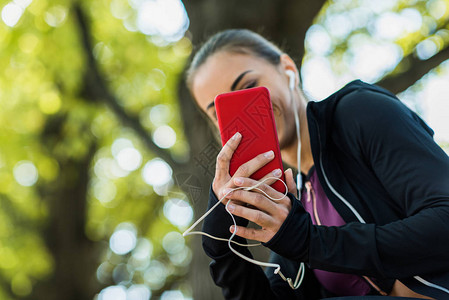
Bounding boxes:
[205,111,219,128]
[271,97,294,142]
[271,100,284,118]
[272,111,284,139]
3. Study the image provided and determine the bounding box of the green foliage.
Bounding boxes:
[307,0,449,81]
[0,0,191,298]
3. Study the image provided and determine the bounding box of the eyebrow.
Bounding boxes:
[231,70,252,91]
[206,70,252,110]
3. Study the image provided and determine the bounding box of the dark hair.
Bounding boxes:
[186,29,283,91]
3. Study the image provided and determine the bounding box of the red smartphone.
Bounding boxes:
[214,86,286,193]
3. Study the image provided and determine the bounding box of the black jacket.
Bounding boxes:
[201,80,449,299]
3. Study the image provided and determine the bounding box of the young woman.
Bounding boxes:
[185,29,449,299]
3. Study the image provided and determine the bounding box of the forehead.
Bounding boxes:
[192,51,272,109]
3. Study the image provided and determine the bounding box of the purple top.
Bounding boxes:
[301,167,371,296]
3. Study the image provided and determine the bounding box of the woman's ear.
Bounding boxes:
[280,54,300,87]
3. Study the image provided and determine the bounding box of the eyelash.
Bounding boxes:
[244,80,257,89]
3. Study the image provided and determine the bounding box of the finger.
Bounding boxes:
[252,168,284,187]
[215,132,242,180]
[233,176,285,201]
[217,150,278,201]
[285,168,298,196]
[227,201,273,227]
[220,165,281,200]
[233,150,275,178]
[227,189,278,214]
[217,188,238,205]
[230,225,268,243]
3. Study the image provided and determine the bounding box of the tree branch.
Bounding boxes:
[72,3,184,170]
[277,0,327,67]
[376,19,449,94]
[376,45,449,94]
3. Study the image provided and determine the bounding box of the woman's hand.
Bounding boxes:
[225,169,296,243]
[212,131,297,243]
[212,132,284,203]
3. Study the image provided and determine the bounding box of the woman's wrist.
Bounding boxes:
[263,193,311,261]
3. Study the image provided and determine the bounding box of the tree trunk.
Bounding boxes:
[180,1,326,298]
[28,115,100,300]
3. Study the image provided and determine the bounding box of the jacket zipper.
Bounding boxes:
[305,181,322,226]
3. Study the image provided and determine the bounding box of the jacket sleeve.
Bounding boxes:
[267,88,449,280]
[202,187,315,299]
[331,89,449,278]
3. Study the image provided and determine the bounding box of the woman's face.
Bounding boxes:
[191,51,297,149]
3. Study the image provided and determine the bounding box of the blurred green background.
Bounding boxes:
[0,0,448,299]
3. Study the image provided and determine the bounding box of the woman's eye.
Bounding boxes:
[244,80,257,89]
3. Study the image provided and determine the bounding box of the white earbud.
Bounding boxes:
[286,70,296,91]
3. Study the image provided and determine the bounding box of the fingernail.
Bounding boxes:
[273,168,282,177]
[234,177,243,185]
[228,203,235,212]
[230,225,235,232]
[264,150,274,159]
[232,132,241,140]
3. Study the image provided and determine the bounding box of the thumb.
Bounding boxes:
[284,168,297,196]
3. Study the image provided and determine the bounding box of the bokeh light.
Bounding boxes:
[427,0,447,19]
[18,33,39,54]
[1,0,32,27]
[416,39,439,60]
[301,57,336,100]
[132,238,153,260]
[111,138,134,155]
[96,262,114,284]
[141,158,172,186]
[423,76,449,142]
[169,246,192,267]
[11,274,32,297]
[112,263,133,284]
[39,91,62,115]
[150,104,173,126]
[110,0,132,20]
[144,260,167,289]
[2,2,23,27]
[94,157,129,179]
[147,68,166,91]
[324,13,353,40]
[135,0,189,42]
[127,284,151,300]
[98,285,127,300]
[153,125,176,149]
[162,231,185,254]
[129,238,153,271]
[44,5,67,27]
[115,147,142,171]
[305,25,332,55]
[161,290,186,300]
[93,179,117,204]
[348,39,402,81]
[372,9,422,40]
[109,223,138,255]
[163,198,193,228]
[13,160,38,187]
